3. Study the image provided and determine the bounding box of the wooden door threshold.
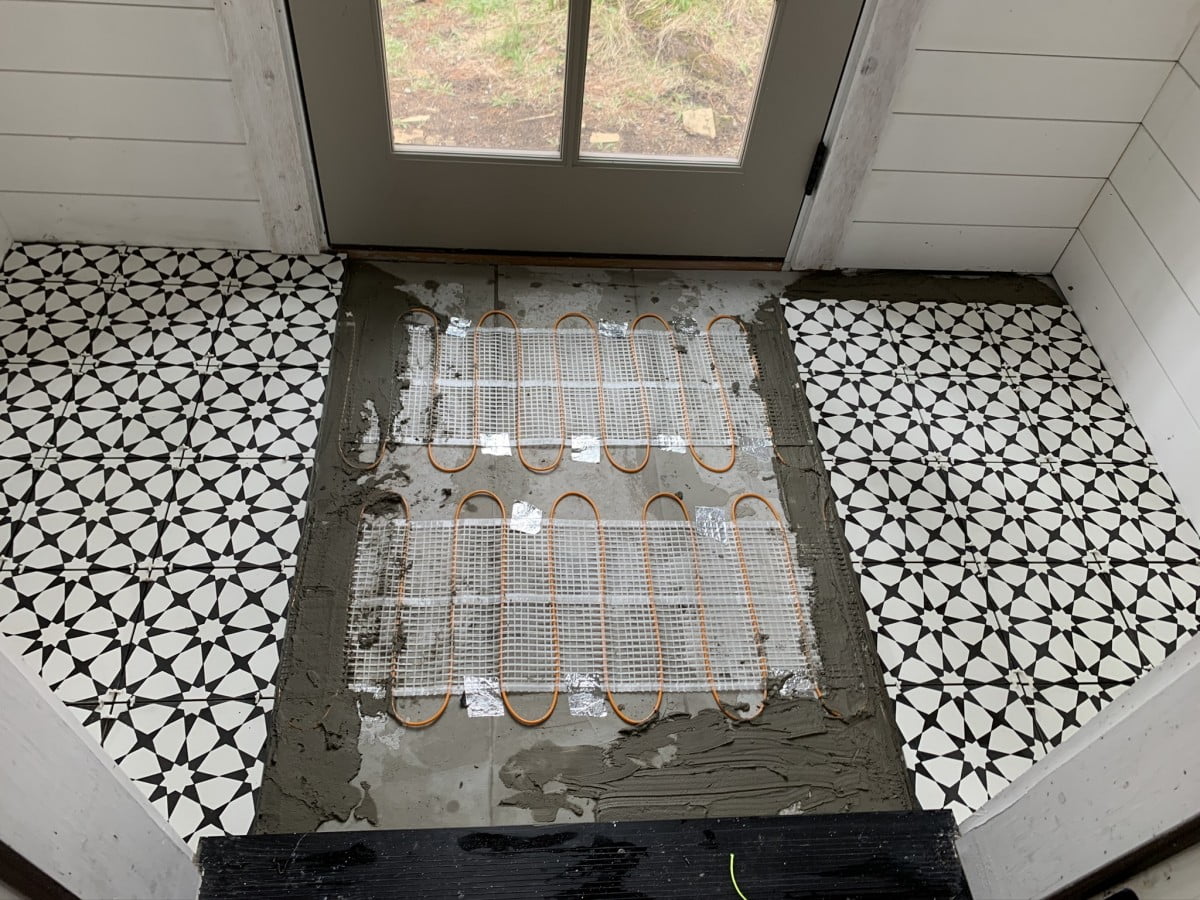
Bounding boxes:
[340,246,784,271]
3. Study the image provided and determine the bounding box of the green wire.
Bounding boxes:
[729,852,749,900]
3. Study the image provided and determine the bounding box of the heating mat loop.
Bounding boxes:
[359,492,819,728]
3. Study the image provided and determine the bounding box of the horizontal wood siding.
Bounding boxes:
[1054,27,1200,528]
[834,0,1184,271]
[0,0,268,248]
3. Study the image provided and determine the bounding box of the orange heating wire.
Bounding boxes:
[670,314,737,474]
[371,491,443,729]
[641,492,730,717]
[729,492,825,707]
[516,313,566,474]
[336,314,387,472]
[402,306,479,474]
[601,316,654,474]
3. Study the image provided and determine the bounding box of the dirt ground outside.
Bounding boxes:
[378,0,773,158]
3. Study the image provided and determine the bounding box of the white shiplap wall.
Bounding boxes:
[836,0,1200,271]
[1055,26,1200,525]
[0,0,271,249]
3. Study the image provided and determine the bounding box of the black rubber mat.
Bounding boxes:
[198,811,969,899]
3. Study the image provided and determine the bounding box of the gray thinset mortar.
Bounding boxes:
[257,264,1058,833]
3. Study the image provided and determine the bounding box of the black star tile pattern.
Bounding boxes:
[0,241,338,852]
[783,293,1200,823]
[101,697,273,849]
[124,568,291,701]
[190,366,325,459]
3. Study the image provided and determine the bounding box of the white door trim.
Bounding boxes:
[785,0,927,270]
[214,0,326,254]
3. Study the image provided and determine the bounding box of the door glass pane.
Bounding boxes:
[581,0,774,160]
[378,0,569,153]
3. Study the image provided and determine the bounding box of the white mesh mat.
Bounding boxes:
[391,324,772,451]
[345,516,819,698]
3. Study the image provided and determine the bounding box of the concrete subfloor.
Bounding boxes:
[256,263,915,833]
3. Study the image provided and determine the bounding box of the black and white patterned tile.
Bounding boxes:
[231,251,344,291]
[803,371,928,461]
[1,243,122,285]
[827,460,966,562]
[92,283,223,367]
[11,457,173,570]
[102,696,273,850]
[889,681,1044,823]
[0,569,141,704]
[1062,463,1200,563]
[119,246,237,289]
[915,375,1040,463]
[1108,562,1200,671]
[0,363,71,458]
[1030,681,1130,750]
[1020,377,1149,464]
[782,297,898,375]
[883,301,1004,377]
[981,303,1105,381]
[212,286,338,370]
[988,562,1143,684]
[124,568,292,701]
[858,561,1009,683]
[0,281,105,366]
[57,363,201,459]
[950,461,1088,563]
[191,366,325,459]
[160,458,311,568]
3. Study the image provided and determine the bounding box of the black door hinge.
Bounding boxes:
[804,141,829,196]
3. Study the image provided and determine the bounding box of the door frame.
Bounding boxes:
[218,0,911,263]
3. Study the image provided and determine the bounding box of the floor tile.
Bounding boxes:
[882,301,1004,376]
[0,569,141,704]
[66,701,108,744]
[92,283,223,367]
[2,243,122,284]
[11,457,173,569]
[981,304,1104,380]
[120,246,236,288]
[0,363,71,458]
[231,251,345,290]
[58,363,201,459]
[950,461,1089,563]
[915,375,1040,463]
[803,371,928,461]
[1020,377,1149,464]
[191,366,325,459]
[0,281,105,366]
[859,561,1009,683]
[782,297,898,374]
[160,458,311,568]
[827,461,965,562]
[890,682,1043,824]
[124,568,292,701]
[1062,463,1200,563]
[1031,681,1130,750]
[102,697,273,850]
[989,561,1143,683]
[212,285,338,369]
[1108,562,1200,671]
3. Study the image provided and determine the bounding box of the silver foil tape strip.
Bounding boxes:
[695,506,731,545]
[446,316,472,337]
[671,315,700,337]
[479,432,512,456]
[565,672,608,717]
[570,434,601,463]
[509,501,544,535]
[464,675,504,717]
[598,319,630,339]
[655,434,687,454]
